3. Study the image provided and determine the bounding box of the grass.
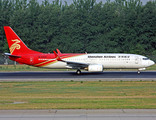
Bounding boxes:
[0,64,156,72]
[0,81,156,109]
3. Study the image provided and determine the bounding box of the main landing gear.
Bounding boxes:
[137,68,146,74]
[76,69,81,75]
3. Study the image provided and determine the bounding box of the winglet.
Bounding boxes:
[56,49,61,54]
[53,51,62,61]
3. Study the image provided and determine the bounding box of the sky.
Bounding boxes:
[37,0,154,5]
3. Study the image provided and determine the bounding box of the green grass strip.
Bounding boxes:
[0,81,156,109]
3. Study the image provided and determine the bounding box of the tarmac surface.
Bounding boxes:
[0,71,156,81]
[0,109,156,120]
[0,72,156,120]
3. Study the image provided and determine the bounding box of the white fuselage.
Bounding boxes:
[44,53,155,70]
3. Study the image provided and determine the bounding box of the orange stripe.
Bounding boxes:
[35,60,56,67]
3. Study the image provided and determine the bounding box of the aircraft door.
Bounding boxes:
[30,56,34,64]
[135,56,139,64]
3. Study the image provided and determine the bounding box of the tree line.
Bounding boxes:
[0,0,156,61]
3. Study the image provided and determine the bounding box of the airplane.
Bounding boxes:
[3,26,155,74]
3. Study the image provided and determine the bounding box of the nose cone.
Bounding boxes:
[149,60,155,66]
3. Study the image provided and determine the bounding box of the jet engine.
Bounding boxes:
[88,64,103,72]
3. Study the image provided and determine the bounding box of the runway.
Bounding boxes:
[0,109,156,120]
[0,71,156,81]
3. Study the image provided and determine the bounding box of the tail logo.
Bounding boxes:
[9,39,21,54]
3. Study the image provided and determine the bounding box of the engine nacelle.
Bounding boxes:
[138,68,146,71]
[88,64,103,72]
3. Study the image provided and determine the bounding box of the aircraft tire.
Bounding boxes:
[76,69,81,75]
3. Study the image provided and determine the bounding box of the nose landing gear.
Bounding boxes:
[76,69,81,75]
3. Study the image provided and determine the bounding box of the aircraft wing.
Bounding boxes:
[53,51,88,69]
[64,61,88,69]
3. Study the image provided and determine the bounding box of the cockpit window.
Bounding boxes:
[143,58,149,60]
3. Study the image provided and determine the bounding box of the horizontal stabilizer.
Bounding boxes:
[3,53,21,58]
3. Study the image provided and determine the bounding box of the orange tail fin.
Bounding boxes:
[4,26,41,55]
